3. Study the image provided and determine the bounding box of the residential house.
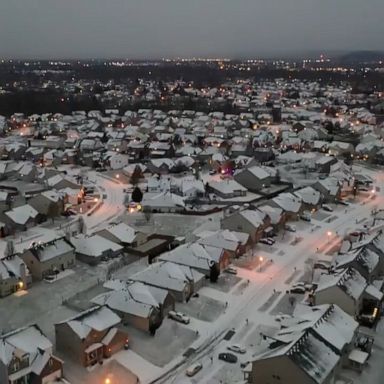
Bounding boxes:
[234,166,271,192]
[245,304,358,384]
[196,229,250,257]
[314,268,367,317]
[294,186,322,211]
[208,180,247,199]
[221,209,269,242]
[55,306,128,367]
[268,192,303,220]
[0,325,63,384]
[20,237,75,280]
[141,192,185,213]
[130,261,205,302]
[92,281,175,334]
[0,254,30,297]
[313,177,341,202]
[96,222,147,250]
[28,190,65,219]
[4,204,40,232]
[71,234,123,266]
[158,242,228,279]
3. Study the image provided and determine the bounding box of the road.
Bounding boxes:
[84,172,127,232]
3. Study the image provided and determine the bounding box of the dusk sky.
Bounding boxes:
[1,0,383,59]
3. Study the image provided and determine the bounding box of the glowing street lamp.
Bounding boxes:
[259,256,263,272]
[327,231,332,243]
[105,379,111,384]
[115,174,120,179]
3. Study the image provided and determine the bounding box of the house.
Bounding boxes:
[130,261,205,302]
[55,306,128,367]
[96,222,147,250]
[332,246,381,283]
[208,179,247,199]
[180,179,205,198]
[141,192,185,213]
[245,304,358,384]
[197,229,250,257]
[28,190,65,218]
[315,156,338,174]
[268,192,303,220]
[158,242,228,279]
[312,177,341,202]
[258,205,286,231]
[0,254,30,297]
[0,324,63,384]
[20,237,75,281]
[4,204,39,232]
[234,166,271,192]
[92,281,175,334]
[314,268,367,317]
[71,234,123,266]
[294,186,321,211]
[221,209,269,242]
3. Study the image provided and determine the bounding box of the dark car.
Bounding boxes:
[218,353,238,363]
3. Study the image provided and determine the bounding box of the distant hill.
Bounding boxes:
[338,51,384,64]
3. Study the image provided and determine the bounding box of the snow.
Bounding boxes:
[62,307,121,338]
[5,204,38,225]
[71,234,123,257]
[348,349,369,365]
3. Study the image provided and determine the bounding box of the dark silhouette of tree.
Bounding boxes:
[130,166,142,185]
[210,264,220,283]
[132,186,143,203]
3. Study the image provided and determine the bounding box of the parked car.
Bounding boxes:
[218,353,238,363]
[285,224,296,232]
[300,211,311,222]
[168,311,190,324]
[227,345,246,354]
[225,266,238,275]
[186,362,203,377]
[336,199,349,206]
[209,170,216,175]
[290,286,306,294]
[322,204,333,212]
[259,238,274,245]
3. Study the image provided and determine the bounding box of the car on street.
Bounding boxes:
[300,211,311,222]
[168,311,190,324]
[336,199,349,206]
[290,286,306,294]
[209,170,216,175]
[218,353,238,363]
[259,238,274,245]
[186,362,203,377]
[227,345,246,354]
[285,224,296,232]
[322,204,333,212]
[225,266,237,275]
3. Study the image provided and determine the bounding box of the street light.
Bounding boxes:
[105,378,111,384]
[327,231,332,243]
[259,256,263,272]
[116,174,120,179]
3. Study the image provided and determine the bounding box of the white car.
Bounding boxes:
[227,344,246,354]
[322,204,333,212]
[259,238,274,245]
[186,362,203,377]
[285,224,296,232]
[168,311,190,324]
[225,266,238,275]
